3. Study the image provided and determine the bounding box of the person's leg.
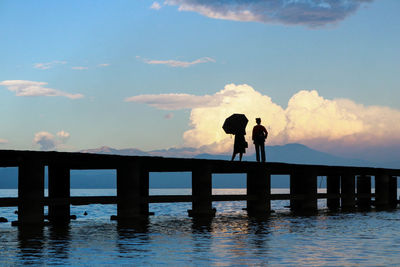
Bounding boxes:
[261,144,266,162]
[239,153,243,161]
[231,152,236,161]
[255,144,260,162]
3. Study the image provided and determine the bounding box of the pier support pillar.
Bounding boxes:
[375,175,397,210]
[389,176,398,209]
[188,165,215,217]
[375,174,390,210]
[290,170,317,213]
[48,164,71,223]
[15,159,45,225]
[341,175,355,210]
[327,175,340,211]
[114,161,149,220]
[246,169,270,216]
[357,175,371,210]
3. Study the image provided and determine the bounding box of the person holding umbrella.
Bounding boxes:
[231,129,247,161]
[222,114,248,161]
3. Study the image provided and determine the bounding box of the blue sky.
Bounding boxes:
[1,0,400,160]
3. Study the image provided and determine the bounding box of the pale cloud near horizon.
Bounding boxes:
[127,83,400,154]
[164,113,174,119]
[0,139,8,144]
[97,63,110,67]
[34,130,71,151]
[165,0,374,27]
[140,57,216,68]
[33,60,67,70]
[0,80,84,99]
[150,1,162,10]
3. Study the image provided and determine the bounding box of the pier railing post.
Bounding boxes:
[114,160,149,220]
[357,175,371,210]
[327,175,340,211]
[48,164,71,223]
[246,167,270,216]
[188,164,215,217]
[290,169,317,213]
[15,158,45,226]
[341,175,355,210]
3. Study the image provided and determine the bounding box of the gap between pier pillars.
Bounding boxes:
[188,165,215,217]
[290,170,317,213]
[14,158,45,226]
[48,164,71,223]
[113,161,149,220]
[246,168,270,216]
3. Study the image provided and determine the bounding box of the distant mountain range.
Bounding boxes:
[0,143,397,189]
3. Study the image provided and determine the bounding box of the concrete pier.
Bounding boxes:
[0,150,399,225]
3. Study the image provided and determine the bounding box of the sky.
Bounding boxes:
[1,0,400,162]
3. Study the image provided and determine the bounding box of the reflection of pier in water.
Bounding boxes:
[0,150,399,225]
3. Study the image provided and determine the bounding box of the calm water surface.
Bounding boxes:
[1,189,400,266]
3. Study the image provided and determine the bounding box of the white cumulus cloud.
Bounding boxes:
[0,80,84,99]
[165,0,374,27]
[56,130,70,141]
[126,83,400,154]
[34,130,71,151]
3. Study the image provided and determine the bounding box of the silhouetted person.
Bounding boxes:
[252,118,268,162]
[231,130,247,161]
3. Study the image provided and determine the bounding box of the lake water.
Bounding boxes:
[1,188,400,266]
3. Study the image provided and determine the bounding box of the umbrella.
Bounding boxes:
[222,113,248,135]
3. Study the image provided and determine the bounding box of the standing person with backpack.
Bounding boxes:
[252,118,268,162]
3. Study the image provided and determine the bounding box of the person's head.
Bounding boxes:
[256,118,261,125]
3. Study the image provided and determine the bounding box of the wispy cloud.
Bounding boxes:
[166,0,374,27]
[125,91,231,110]
[97,63,110,67]
[33,60,67,70]
[34,130,71,151]
[0,80,84,99]
[141,57,216,68]
[71,66,89,70]
[126,83,400,154]
[150,1,162,10]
